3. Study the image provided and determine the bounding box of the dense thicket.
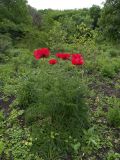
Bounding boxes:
[0,0,120,51]
[0,0,32,40]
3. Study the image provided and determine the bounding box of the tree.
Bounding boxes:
[58,16,76,43]
[28,5,42,28]
[90,5,101,29]
[0,0,31,24]
[100,0,120,40]
[47,22,67,52]
[0,0,32,41]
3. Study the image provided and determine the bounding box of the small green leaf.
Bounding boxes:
[0,141,5,154]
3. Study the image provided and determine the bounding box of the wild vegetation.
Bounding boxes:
[0,0,120,159]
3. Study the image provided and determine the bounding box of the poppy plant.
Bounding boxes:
[34,48,50,60]
[49,59,57,65]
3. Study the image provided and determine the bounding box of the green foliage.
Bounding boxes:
[59,16,76,35]
[20,29,48,50]
[19,62,89,130]
[100,63,116,78]
[107,97,120,127]
[100,0,120,41]
[28,5,42,28]
[0,112,5,155]
[82,127,101,152]
[108,48,120,57]
[39,9,55,31]
[0,19,29,42]
[47,22,67,52]
[97,55,120,78]
[0,34,12,62]
[0,0,120,159]
[14,60,89,158]
[107,106,120,127]
[0,63,14,92]
[90,5,101,29]
[0,141,4,155]
[0,48,34,95]
[0,0,33,47]
[0,0,31,24]
[0,108,35,160]
[106,151,120,160]
[76,22,93,40]
[18,80,38,109]
[0,34,12,53]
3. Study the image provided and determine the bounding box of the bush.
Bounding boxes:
[0,34,12,53]
[107,97,120,127]
[25,104,47,125]
[19,29,48,50]
[47,22,67,53]
[100,63,116,78]
[109,48,120,57]
[0,63,14,91]
[112,58,120,73]
[106,151,120,160]
[0,34,12,62]
[97,56,120,78]
[16,59,89,158]
[107,106,120,127]
[19,63,89,131]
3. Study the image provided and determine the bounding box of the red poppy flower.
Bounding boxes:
[34,48,50,60]
[72,54,82,59]
[56,53,71,60]
[34,50,41,60]
[72,57,84,65]
[71,53,84,65]
[40,48,50,58]
[56,53,62,58]
[62,53,71,60]
[49,59,57,65]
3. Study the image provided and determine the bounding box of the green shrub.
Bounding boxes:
[82,126,101,152]
[112,58,120,73]
[0,64,14,89]
[97,56,120,78]
[16,60,89,158]
[18,80,38,109]
[25,104,48,125]
[0,141,4,155]
[109,48,120,57]
[21,63,89,131]
[107,97,120,127]
[100,63,116,78]
[11,48,34,71]
[107,106,120,127]
[85,60,96,73]
[0,34,12,62]
[19,29,48,50]
[106,151,120,160]
[47,22,67,52]
[0,34,12,53]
